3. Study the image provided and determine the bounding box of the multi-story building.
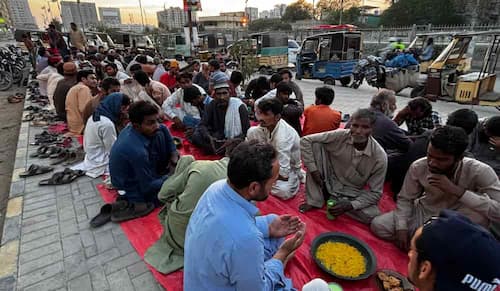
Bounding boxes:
[245,7,258,22]
[60,1,98,30]
[259,4,286,19]
[157,6,187,31]
[99,7,121,25]
[199,11,246,30]
[6,0,37,29]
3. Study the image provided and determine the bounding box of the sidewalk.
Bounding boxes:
[0,89,164,290]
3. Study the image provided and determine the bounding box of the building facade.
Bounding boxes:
[245,7,258,22]
[60,1,98,30]
[259,4,286,19]
[99,7,121,25]
[6,0,37,29]
[199,11,246,30]
[0,0,11,28]
[157,7,188,31]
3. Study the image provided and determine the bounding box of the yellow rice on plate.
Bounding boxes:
[315,241,367,277]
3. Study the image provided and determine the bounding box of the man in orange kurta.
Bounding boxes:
[66,70,98,135]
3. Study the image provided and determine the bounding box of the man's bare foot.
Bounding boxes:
[299,203,315,213]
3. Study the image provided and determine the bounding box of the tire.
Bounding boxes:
[0,71,13,91]
[410,86,425,98]
[351,81,361,89]
[324,77,335,85]
[11,67,23,83]
[340,76,351,87]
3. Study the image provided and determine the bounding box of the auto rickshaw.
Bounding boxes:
[417,30,500,106]
[296,28,362,86]
[249,32,289,74]
[197,33,227,61]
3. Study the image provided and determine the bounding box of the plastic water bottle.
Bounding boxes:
[326,199,336,220]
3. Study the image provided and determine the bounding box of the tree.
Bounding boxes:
[229,40,258,83]
[282,0,313,22]
[324,6,361,25]
[248,19,292,32]
[380,0,464,26]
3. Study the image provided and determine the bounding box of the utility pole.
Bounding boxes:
[187,8,193,57]
[138,0,145,31]
[339,0,344,24]
[76,0,85,33]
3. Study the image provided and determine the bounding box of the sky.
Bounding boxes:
[29,0,300,28]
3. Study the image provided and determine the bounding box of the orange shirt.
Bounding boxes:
[302,104,341,136]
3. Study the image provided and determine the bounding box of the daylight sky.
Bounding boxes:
[29,0,300,28]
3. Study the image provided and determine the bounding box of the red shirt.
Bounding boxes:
[303,104,341,136]
[159,72,177,91]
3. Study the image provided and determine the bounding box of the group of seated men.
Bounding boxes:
[39,45,500,290]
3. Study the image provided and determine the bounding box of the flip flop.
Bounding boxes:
[51,149,71,165]
[39,146,62,159]
[29,145,49,158]
[19,164,54,178]
[39,169,85,186]
[63,149,85,166]
[111,201,155,222]
[8,95,23,104]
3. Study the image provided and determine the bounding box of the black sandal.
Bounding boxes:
[19,164,54,178]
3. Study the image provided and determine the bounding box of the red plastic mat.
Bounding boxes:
[93,122,408,291]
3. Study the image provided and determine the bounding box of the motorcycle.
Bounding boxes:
[351,55,385,89]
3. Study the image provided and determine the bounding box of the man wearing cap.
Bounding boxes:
[54,62,78,121]
[407,209,500,291]
[371,126,500,250]
[159,60,180,92]
[162,72,208,130]
[208,59,229,96]
[191,81,250,155]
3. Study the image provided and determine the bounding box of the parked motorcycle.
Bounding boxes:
[351,55,385,89]
[0,45,27,90]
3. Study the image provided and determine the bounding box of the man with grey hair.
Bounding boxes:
[350,89,411,153]
[299,108,388,224]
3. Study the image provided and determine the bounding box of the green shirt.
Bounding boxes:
[144,155,230,274]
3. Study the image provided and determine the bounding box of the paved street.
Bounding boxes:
[0,78,498,291]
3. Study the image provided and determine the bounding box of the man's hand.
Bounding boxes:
[310,170,323,186]
[273,222,306,263]
[489,136,500,150]
[328,200,354,217]
[269,215,301,238]
[396,229,409,251]
[427,174,465,198]
[184,127,194,138]
[171,117,185,130]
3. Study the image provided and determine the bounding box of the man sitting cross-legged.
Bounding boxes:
[73,93,131,178]
[162,72,208,130]
[191,82,250,155]
[144,139,243,274]
[247,98,301,200]
[109,101,178,221]
[371,125,500,251]
[299,108,388,224]
[184,141,306,290]
[302,86,341,136]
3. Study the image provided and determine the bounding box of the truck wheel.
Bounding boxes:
[324,77,335,85]
[340,76,351,87]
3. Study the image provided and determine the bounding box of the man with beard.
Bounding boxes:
[162,72,208,130]
[371,126,500,250]
[247,99,301,200]
[184,141,306,290]
[406,210,500,291]
[348,89,411,153]
[299,108,388,224]
[469,115,500,176]
[191,82,250,155]
[109,101,178,220]
[66,70,99,135]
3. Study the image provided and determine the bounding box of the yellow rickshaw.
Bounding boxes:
[420,30,500,106]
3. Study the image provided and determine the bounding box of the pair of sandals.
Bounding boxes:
[39,168,86,186]
[19,164,53,178]
[90,200,155,227]
[7,93,25,104]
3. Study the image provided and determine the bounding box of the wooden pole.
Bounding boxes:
[188,8,193,57]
